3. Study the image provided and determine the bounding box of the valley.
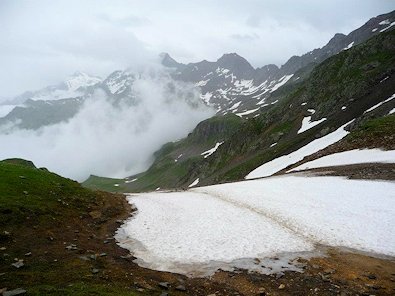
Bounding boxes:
[1,7,394,296]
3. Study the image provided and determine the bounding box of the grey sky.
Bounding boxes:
[0,0,393,97]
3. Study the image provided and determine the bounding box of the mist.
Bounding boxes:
[0,69,215,181]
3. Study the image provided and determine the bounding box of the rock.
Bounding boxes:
[320,273,331,282]
[367,274,377,280]
[278,284,285,289]
[19,176,26,179]
[258,287,267,295]
[175,284,186,291]
[365,283,381,290]
[136,288,144,292]
[23,191,28,195]
[24,252,31,257]
[99,253,107,257]
[158,282,169,289]
[65,244,77,251]
[0,247,6,251]
[103,240,109,244]
[3,288,27,296]
[323,268,336,274]
[92,268,100,274]
[11,261,24,269]
[159,293,168,296]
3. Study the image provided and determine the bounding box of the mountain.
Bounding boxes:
[0,97,85,129]
[159,10,395,117]
[85,25,395,192]
[2,11,393,132]
[4,71,101,105]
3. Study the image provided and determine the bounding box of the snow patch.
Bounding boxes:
[236,108,260,117]
[364,94,395,114]
[188,178,200,188]
[380,21,395,32]
[270,74,294,93]
[289,149,395,172]
[201,142,224,158]
[297,116,327,134]
[343,41,354,51]
[125,178,138,184]
[379,19,390,25]
[246,121,353,179]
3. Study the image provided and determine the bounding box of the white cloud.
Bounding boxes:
[0,69,215,181]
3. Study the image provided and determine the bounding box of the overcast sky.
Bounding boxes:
[0,0,393,98]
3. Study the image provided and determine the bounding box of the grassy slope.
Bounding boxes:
[83,114,244,192]
[0,160,138,295]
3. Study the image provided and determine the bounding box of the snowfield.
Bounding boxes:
[245,121,353,179]
[116,175,395,276]
[290,149,395,172]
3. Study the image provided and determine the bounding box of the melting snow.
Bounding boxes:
[297,116,327,134]
[188,178,200,188]
[289,149,395,172]
[116,175,395,276]
[236,108,260,117]
[125,178,138,184]
[343,41,354,51]
[270,74,294,93]
[201,142,224,158]
[196,80,209,87]
[229,101,241,110]
[200,92,213,105]
[364,94,395,114]
[246,121,353,179]
[380,21,395,32]
[379,19,390,25]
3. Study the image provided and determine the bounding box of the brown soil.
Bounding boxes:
[1,191,394,295]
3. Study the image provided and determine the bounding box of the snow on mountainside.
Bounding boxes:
[160,10,395,117]
[4,71,101,105]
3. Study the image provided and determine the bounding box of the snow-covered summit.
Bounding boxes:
[65,71,102,91]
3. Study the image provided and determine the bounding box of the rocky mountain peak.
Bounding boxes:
[160,52,184,69]
[216,53,255,78]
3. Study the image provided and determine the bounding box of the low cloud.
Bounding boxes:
[0,69,215,181]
